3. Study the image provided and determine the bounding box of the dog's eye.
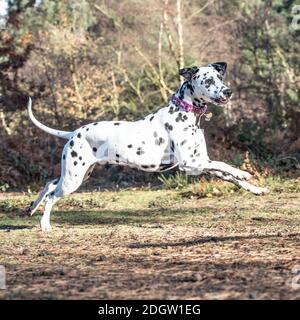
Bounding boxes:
[204,78,214,85]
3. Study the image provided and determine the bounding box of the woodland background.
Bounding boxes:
[0,0,299,191]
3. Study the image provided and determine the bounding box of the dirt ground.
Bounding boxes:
[0,181,300,299]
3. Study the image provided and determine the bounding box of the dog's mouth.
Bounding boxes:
[213,97,230,105]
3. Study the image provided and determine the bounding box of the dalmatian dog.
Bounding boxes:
[27,62,268,231]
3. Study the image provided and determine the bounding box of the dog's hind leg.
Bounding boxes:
[39,141,97,231]
[27,178,60,215]
[40,192,60,232]
[39,172,89,231]
[40,166,96,231]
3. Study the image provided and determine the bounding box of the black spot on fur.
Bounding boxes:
[187,83,194,95]
[187,83,193,90]
[93,122,98,125]
[79,156,82,160]
[180,139,187,146]
[63,154,66,160]
[116,154,120,158]
[168,107,175,114]
[74,161,77,166]
[155,137,165,146]
[204,77,215,88]
[170,140,175,152]
[71,150,78,158]
[93,147,97,152]
[150,116,154,121]
[178,82,187,100]
[141,165,149,169]
[77,133,81,138]
[86,128,89,131]
[50,192,55,196]
[114,122,120,126]
[164,122,173,131]
[175,112,184,122]
[70,140,74,147]
[128,144,133,148]
[153,131,158,138]
[136,147,145,155]
[53,179,59,185]
[82,162,85,166]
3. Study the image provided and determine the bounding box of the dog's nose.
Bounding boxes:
[223,89,232,97]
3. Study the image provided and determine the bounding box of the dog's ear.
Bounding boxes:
[179,66,198,81]
[210,62,227,76]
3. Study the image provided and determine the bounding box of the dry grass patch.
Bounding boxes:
[0,179,299,299]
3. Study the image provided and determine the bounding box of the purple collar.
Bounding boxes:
[172,94,207,115]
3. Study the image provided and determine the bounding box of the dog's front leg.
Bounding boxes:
[181,160,252,180]
[181,157,268,195]
[207,170,269,195]
[204,160,252,181]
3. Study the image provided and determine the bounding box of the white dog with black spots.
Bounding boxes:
[27,62,268,231]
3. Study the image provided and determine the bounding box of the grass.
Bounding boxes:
[0,177,299,299]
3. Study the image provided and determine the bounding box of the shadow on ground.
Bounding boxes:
[0,225,33,231]
[128,232,300,248]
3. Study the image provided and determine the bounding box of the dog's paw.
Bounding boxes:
[40,219,52,232]
[251,186,269,195]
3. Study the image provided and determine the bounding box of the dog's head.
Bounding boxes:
[179,62,232,106]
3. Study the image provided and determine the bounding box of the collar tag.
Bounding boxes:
[204,112,213,121]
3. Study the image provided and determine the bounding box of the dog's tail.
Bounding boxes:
[28,97,72,139]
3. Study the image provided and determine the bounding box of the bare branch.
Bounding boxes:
[70,55,86,118]
[134,45,172,101]
[94,4,122,29]
[158,21,164,86]
[176,0,184,75]
[163,0,179,68]
[186,0,216,22]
